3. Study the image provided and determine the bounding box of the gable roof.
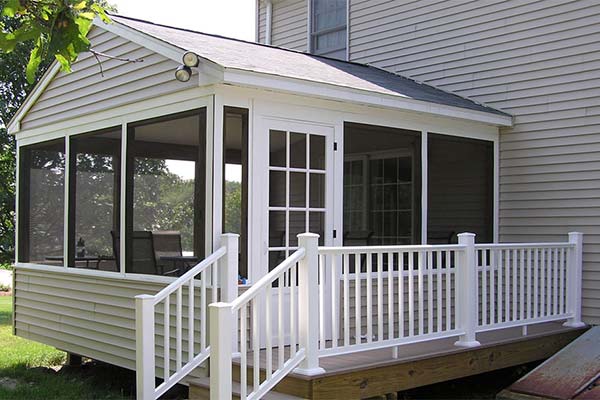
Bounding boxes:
[8,14,512,134]
[111,15,510,120]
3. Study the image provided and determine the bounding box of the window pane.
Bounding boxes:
[269,171,286,207]
[19,139,65,265]
[310,135,326,170]
[290,172,306,207]
[309,173,325,208]
[71,129,120,271]
[289,211,306,247]
[289,133,306,168]
[270,130,286,167]
[129,112,205,275]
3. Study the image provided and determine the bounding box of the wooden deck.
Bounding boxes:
[190,323,587,399]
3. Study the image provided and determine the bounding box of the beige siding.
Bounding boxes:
[258,0,267,44]
[263,0,308,51]
[21,27,197,131]
[14,268,213,379]
[348,0,600,324]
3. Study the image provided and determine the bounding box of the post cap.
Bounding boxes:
[297,232,320,239]
[221,233,240,238]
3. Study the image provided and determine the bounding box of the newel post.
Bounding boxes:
[220,233,239,354]
[454,233,481,348]
[564,232,586,328]
[295,233,325,375]
[135,294,155,400]
[209,303,233,400]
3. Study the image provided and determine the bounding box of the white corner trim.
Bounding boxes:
[7,62,61,135]
[223,68,513,127]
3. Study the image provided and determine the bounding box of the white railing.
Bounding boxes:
[475,232,585,332]
[317,243,464,357]
[209,233,323,400]
[135,234,239,400]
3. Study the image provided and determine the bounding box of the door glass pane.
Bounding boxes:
[309,212,325,245]
[289,172,306,207]
[310,135,326,170]
[309,173,325,208]
[288,211,306,247]
[269,130,286,167]
[269,171,286,207]
[289,133,306,168]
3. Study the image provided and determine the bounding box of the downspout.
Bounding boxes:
[265,0,273,45]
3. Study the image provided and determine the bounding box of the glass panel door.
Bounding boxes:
[268,129,327,270]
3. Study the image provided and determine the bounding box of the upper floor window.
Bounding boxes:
[311,0,347,60]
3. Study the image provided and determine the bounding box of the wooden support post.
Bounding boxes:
[135,294,155,400]
[455,233,480,348]
[220,233,239,354]
[209,302,233,400]
[295,233,326,375]
[564,232,586,328]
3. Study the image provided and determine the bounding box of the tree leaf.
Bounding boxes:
[26,41,43,83]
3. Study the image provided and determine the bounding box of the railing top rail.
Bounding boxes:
[150,246,227,305]
[231,248,305,312]
[318,244,465,254]
[474,242,574,250]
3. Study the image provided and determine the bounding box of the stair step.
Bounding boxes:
[188,377,304,400]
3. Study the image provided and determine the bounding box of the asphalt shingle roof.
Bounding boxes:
[110,15,510,118]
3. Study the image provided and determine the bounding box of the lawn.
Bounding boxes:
[0,296,135,399]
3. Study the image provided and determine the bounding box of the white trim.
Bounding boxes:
[206,96,215,256]
[120,123,127,273]
[493,138,500,243]
[15,88,215,144]
[421,131,428,245]
[14,262,177,284]
[63,138,70,269]
[345,0,350,61]
[307,0,312,53]
[14,146,20,262]
[212,94,224,251]
[7,62,61,134]
[223,69,512,127]
[255,0,260,43]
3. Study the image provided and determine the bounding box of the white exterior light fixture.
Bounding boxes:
[175,52,199,82]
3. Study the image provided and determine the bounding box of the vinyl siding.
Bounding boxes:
[348,0,600,324]
[14,267,214,380]
[257,0,308,51]
[258,0,267,44]
[20,26,197,131]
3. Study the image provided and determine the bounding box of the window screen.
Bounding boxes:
[311,0,347,60]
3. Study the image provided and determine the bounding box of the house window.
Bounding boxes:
[311,0,347,60]
[67,128,121,271]
[18,139,66,266]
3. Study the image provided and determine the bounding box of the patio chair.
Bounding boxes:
[111,230,179,276]
[152,230,192,274]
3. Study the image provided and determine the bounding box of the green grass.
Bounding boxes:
[0,263,12,270]
[0,296,135,399]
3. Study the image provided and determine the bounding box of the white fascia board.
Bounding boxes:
[223,68,513,127]
[7,61,61,135]
[93,18,224,83]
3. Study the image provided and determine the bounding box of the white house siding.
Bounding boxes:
[348,0,600,324]
[13,267,213,379]
[20,26,197,131]
[257,0,308,51]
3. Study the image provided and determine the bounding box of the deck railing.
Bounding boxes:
[135,232,584,399]
[135,234,239,400]
[209,233,323,400]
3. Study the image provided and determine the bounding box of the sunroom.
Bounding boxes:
[9,15,586,400]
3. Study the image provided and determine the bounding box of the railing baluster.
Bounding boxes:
[200,269,207,351]
[490,249,496,325]
[546,248,552,316]
[252,297,259,393]
[176,286,182,371]
[265,284,272,380]
[291,262,297,355]
[212,262,218,304]
[343,253,350,347]
[437,251,443,332]
[553,247,559,315]
[427,251,433,334]
[505,249,510,322]
[331,255,338,349]
[534,248,539,318]
[417,250,424,336]
[377,252,384,340]
[519,249,524,321]
[559,247,565,314]
[188,279,194,363]
[319,254,325,350]
[445,250,451,331]
[527,248,532,320]
[355,253,362,344]
[240,305,247,399]
[540,248,546,317]
[481,249,487,326]
[366,254,373,343]
[408,251,414,336]
[388,252,394,340]
[398,251,404,338]
[278,273,284,368]
[164,295,170,380]
[512,249,517,322]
